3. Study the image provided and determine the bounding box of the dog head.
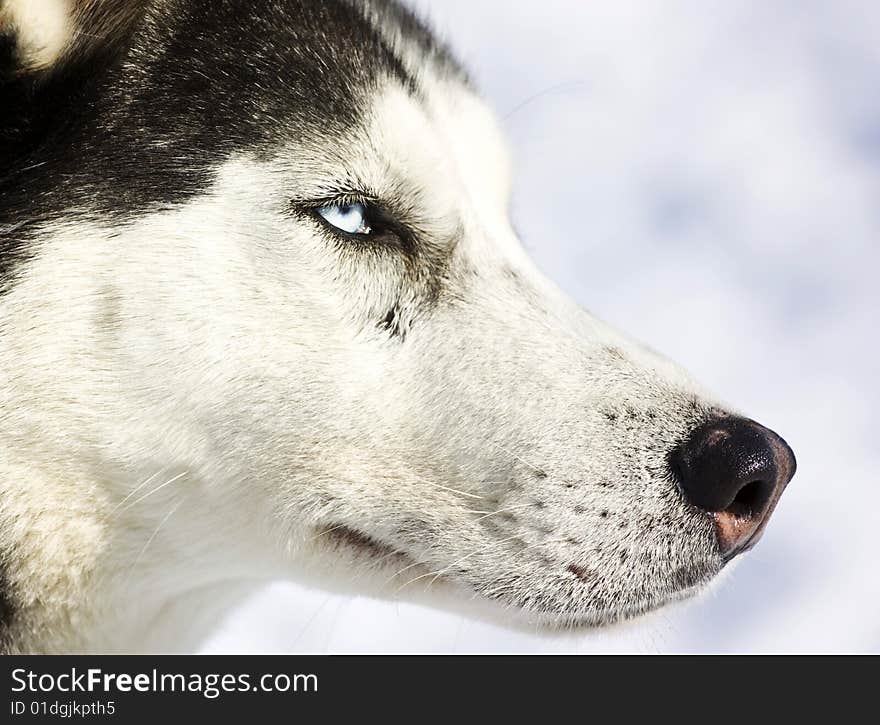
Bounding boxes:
[0,0,795,636]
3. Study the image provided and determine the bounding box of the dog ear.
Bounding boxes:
[1,0,77,72]
[1,0,144,75]
[0,1,145,164]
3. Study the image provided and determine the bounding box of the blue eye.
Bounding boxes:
[315,201,372,235]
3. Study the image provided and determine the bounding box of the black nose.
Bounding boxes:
[668,416,796,560]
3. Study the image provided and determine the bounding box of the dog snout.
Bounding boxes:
[668,416,796,560]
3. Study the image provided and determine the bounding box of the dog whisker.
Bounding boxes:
[385,558,425,585]
[395,532,544,594]
[486,441,545,477]
[121,500,185,585]
[406,474,486,501]
[471,503,533,522]
[119,471,188,512]
[309,522,352,542]
[110,469,164,515]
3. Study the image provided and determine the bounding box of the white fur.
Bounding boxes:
[0,54,728,652]
[2,0,73,69]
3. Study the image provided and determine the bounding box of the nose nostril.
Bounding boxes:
[725,480,770,520]
[668,415,796,560]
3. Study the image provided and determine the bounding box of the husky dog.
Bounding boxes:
[0,0,795,653]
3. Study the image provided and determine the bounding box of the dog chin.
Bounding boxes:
[313,524,720,632]
[483,568,720,633]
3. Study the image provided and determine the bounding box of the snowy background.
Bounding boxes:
[203,0,880,653]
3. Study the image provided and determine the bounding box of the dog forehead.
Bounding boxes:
[278,76,513,246]
[381,80,511,196]
[7,1,470,214]
[349,80,512,234]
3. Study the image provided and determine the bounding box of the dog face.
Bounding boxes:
[0,0,795,638]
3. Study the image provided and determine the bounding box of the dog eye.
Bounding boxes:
[315,201,372,235]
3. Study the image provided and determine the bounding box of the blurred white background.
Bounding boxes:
[204,0,880,653]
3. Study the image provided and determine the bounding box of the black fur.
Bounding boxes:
[0,0,464,288]
[379,304,405,339]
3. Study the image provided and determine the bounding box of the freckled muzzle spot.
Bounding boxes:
[567,563,591,582]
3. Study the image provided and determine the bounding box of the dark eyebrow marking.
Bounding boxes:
[378,304,405,340]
